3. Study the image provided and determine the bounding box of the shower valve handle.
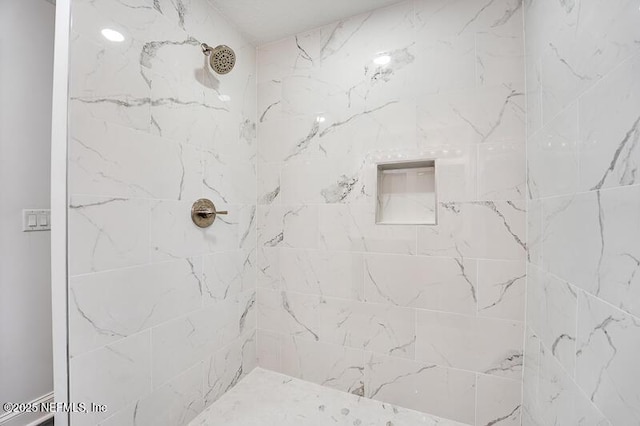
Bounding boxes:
[195,207,228,217]
[191,199,227,228]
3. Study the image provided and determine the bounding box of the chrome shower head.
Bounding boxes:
[201,43,236,75]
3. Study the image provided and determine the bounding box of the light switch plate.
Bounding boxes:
[23,209,51,232]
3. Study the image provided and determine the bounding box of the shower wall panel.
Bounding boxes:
[524,1,640,425]
[66,1,257,424]
[255,0,526,424]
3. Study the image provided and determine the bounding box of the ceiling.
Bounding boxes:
[209,0,406,45]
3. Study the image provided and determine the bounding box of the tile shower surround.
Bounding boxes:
[255,0,526,425]
[523,1,640,425]
[64,0,532,425]
[67,0,257,425]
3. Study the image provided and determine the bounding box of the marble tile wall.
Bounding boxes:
[523,1,640,425]
[255,0,526,425]
[66,0,257,424]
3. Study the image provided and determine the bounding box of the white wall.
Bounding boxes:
[255,1,526,425]
[0,0,55,411]
[65,0,257,424]
[524,1,640,425]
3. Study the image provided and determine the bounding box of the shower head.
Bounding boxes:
[201,43,236,75]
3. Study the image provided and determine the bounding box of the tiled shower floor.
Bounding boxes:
[190,368,468,426]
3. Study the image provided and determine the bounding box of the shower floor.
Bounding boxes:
[189,368,467,426]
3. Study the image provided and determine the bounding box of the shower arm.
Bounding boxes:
[201,43,213,56]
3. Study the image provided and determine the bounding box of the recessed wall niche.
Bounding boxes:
[376,160,437,225]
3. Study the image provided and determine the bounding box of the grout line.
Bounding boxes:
[474,373,479,426]
[572,282,580,380]
[530,181,640,204]
[258,285,525,324]
[521,0,530,416]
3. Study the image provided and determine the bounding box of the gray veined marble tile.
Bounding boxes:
[477,141,526,201]
[319,298,416,359]
[364,253,478,315]
[476,31,525,90]
[280,156,369,205]
[431,144,478,203]
[257,162,282,205]
[69,32,150,100]
[151,299,240,387]
[149,200,205,262]
[576,291,640,425]
[418,200,526,261]
[364,353,476,425]
[202,151,257,205]
[579,52,640,192]
[69,258,203,357]
[257,116,321,164]
[476,374,522,426]
[69,94,152,133]
[416,84,525,147]
[524,53,543,137]
[237,205,258,251]
[69,111,202,201]
[256,329,282,372]
[526,265,577,376]
[477,259,526,321]
[71,0,182,46]
[256,247,280,289]
[534,337,610,426]
[202,249,256,304]
[70,331,152,426]
[202,205,242,254]
[148,74,230,147]
[318,203,417,254]
[522,327,542,426]
[278,336,365,395]
[257,288,321,342]
[414,33,476,96]
[257,205,285,248]
[98,363,205,426]
[281,205,319,249]
[416,310,524,379]
[541,191,600,292]
[236,289,257,336]
[257,204,319,249]
[204,330,257,406]
[69,196,150,276]
[526,199,543,267]
[317,100,419,160]
[527,101,579,200]
[139,362,204,426]
[543,185,640,319]
[280,249,364,301]
[535,0,640,125]
[415,0,523,38]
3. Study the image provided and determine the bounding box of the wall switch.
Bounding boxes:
[23,209,51,232]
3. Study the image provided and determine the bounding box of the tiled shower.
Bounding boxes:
[60,0,640,425]
[255,2,525,425]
